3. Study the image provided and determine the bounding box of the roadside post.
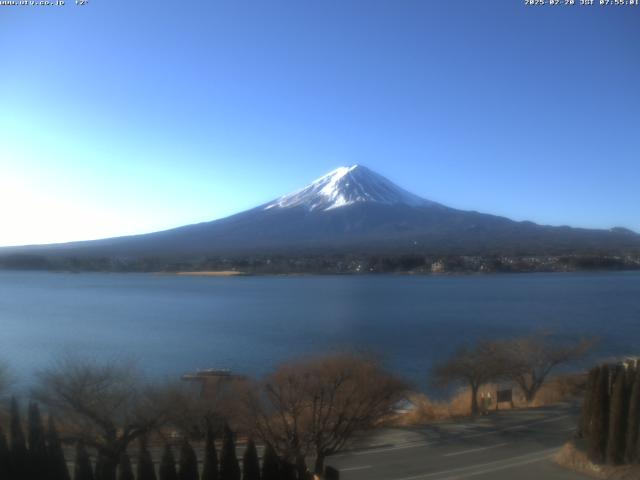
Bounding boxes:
[496,388,514,410]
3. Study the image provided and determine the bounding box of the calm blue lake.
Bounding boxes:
[1,271,639,390]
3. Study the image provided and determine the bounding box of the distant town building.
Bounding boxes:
[431,260,445,273]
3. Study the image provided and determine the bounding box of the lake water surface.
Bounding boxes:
[1,271,639,390]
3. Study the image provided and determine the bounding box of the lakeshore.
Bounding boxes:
[173,270,246,277]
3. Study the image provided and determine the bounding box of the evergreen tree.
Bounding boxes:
[74,442,95,480]
[0,425,10,480]
[96,452,119,480]
[588,365,610,464]
[201,427,219,480]
[137,437,157,480]
[280,461,297,480]
[260,444,280,480]
[47,416,71,480]
[579,367,599,438]
[294,454,308,480]
[27,402,48,479]
[159,444,178,480]
[118,453,135,480]
[178,440,199,480]
[625,367,640,463]
[10,397,28,480]
[95,453,107,480]
[242,438,260,480]
[607,368,628,465]
[219,425,240,480]
[626,363,637,390]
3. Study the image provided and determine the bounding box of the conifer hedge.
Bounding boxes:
[1,400,343,479]
[581,361,640,465]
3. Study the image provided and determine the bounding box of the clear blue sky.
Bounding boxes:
[1,1,638,246]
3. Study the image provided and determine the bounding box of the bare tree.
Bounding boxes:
[247,353,407,476]
[162,376,253,439]
[432,341,508,415]
[33,357,172,480]
[499,333,594,403]
[154,382,218,439]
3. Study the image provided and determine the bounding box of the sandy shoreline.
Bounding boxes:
[172,271,246,277]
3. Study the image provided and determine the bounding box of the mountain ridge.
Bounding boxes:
[1,165,639,267]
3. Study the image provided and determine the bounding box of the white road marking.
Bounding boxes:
[458,414,571,439]
[333,414,571,457]
[391,448,558,480]
[345,441,437,456]
[437,451,556,479]
[442,442,508,457]
[340,465,372,472]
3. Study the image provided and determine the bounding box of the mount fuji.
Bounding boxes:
[263,165,436,212]
[2,165,639,264]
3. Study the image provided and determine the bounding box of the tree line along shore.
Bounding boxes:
[1,252,639,274]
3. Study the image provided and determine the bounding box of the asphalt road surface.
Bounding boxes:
[327,403,589,480]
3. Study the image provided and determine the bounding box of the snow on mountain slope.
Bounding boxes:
[264,165,438,212]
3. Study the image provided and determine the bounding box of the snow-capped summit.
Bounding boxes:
[264,165,436,212]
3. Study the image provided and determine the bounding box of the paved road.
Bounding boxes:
[326,404,589,480]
